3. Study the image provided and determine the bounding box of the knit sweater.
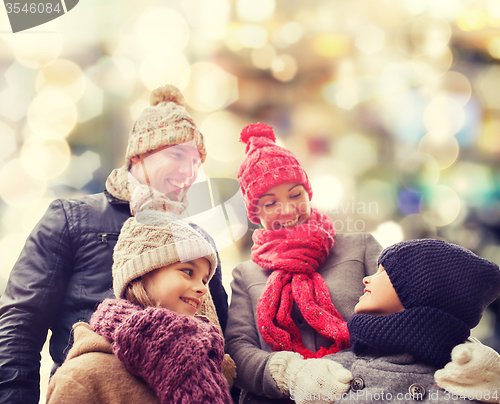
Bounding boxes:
[90,299,232,404]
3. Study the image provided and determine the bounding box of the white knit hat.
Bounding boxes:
[112,210,217,299]
[125,84,207,167]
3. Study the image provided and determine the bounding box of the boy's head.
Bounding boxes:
[112,210,217,314]
[356,239,500,329]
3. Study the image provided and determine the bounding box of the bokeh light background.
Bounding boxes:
[1,1,500,401]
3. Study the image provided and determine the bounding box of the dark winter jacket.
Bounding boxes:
[0,191,228,404]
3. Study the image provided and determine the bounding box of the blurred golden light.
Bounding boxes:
[378,63,412,95]
[272,22,303,48]
[371,221,404,249]
[411,46,453,78]
[420,185,461,226]
[356,180,398,221]
[355,24,385,55]
[75,77,104,124]
[201,111,246,165]
[488,0,500,18]
[0,159,47,207]
[86,57,136,98]
[27,90,77,139]
[0,63,37,122]
[181,0,230,40]
[129,98,149,122]
[238,25,268,48]
[236,0,275,22]
[399,152,440,190]
[334,134,378,175]
[140,52,190,91]
[57,151,101,190]
[0,233,30,281]
[21,197,55,234]
[410,16,451,55]
[445,162,494,205]
[112,35,144,62]
[430,71,472,106]
[251,44,277,69]
[399,214,437,240]
[136,8,190,53]
[35,60,85,102]
[487,37,500,59]
[477,118,500,155]
[334,82,359,110]
[183,62,238,111]
[271,54,298,82]
[418,134,459,169]
[312,34,350,58]
[225,23,244,52]
[311,175,344,211]
[456,9,488,31]
[476,66,500,110]
[20,136,71,180]
[423,96,464,137]
[0,121,17,162]
[3,33,62,69]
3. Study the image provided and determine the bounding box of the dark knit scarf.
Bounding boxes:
[347,307,471,368]
[253,208,350,359]
[90,299,232,404]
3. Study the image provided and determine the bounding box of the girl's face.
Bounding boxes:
[354,265,404,316]
[130,142,202,201]
[143,257,210,316]
[255,182,311,230]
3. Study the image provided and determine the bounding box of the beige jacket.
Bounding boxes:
[46,322,158,404]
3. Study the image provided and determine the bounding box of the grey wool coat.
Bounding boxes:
[225,233,382,404]
[319,349,482,404]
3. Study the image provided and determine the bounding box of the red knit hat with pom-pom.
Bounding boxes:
[238,123,312,224]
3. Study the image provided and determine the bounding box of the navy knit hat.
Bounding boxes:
[378,239,500,329]
[348,238,500,368]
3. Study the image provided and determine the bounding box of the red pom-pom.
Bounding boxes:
[239,123,276,144]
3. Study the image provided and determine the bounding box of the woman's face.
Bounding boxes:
[354,265,404,316]
[255,182,311,230]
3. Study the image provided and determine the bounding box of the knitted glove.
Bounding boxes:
[269,351,352,404]
[435,342,500,403]
[113,307,232,404]
[222,354,237,389]
[90,298,142,343]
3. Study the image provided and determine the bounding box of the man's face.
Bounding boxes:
[130,142,202,201]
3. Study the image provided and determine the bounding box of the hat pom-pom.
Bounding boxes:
[150,84,186,108]
[240,123,276,144]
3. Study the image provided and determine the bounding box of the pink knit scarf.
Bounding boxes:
[253,208,350,358]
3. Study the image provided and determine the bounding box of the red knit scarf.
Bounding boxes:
[253,208,350,358]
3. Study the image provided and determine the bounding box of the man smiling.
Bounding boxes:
[0,85,228,404]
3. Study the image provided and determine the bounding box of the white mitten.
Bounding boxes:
[269,351,352,404]
[435,342,500,403]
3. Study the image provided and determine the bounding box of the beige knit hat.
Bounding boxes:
[125,84,207,167]
[112,210,217,299]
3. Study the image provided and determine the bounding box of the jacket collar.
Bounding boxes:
[104,190,129,205]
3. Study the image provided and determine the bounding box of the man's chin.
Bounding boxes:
[162,187,188,201]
